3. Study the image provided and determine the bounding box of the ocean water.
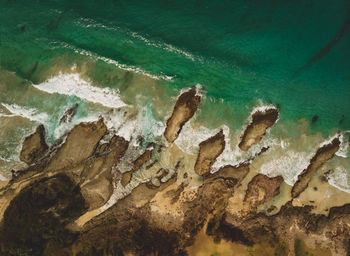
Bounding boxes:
[0,0,349,190]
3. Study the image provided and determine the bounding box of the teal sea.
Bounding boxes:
[0,0,349,189]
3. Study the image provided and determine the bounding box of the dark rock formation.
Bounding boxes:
[164,87,201,143]
[244,174,284,207]
[292,137,341,198]
[194,130,225,176]
[0,173,87,256]
[19,124,48,165]
[239,108,279,151]
[46,118,107,171]
[59,103,79,124]
[121,148,153,187]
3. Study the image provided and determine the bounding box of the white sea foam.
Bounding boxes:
[53,112,101,139]
[259,150,311,186]
[319,133,341,148]
[75,17,197,62]
[175,121,219,155]
[258,134,344,186]
[210,104,280,172]
[128,30,197,62]
[246,104,280,128]
[54,41,173,81]
[33,73,127,109]
[211,128,280,173]
[1,103,49,123]
[328,167,350,193]
[336,131,350,158]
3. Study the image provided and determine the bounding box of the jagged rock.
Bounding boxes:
[292,137,341,198]
[164,88,201,143]
[121,149,152,187]
[46,118,107,171]
[244,174,284,207]
[239,108,279,151]
[19,124,48,165]
[194,130,225,176]
[59,103,78,124]
[215,164,250,183]
[1,91,349,256]
[80,135,129,210]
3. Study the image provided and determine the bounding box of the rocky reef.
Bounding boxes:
[0,89,349,256]
[19,124,48,165]
[164,87,201,143]
[239,107,279,151]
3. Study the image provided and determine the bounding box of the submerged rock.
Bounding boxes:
[59,103,78,124]
[19,124,48,165]
[312,115,319,123]
[194,130,225,176]
[239,107,279,151]
[164,87,201,143]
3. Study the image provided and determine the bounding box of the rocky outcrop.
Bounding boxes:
[214,164,250,183]
[1,89,349,256]
[19,124,48,165]
[80,135,129,210]
[164,88,201,143]
[194,130,225,176]
[239,108,279,151]
[59,103,78,124]
[121,148,153,187]
[291,137,341,198]
[62,178,182,256]
[45,118,107,171]
[244,174,284,207]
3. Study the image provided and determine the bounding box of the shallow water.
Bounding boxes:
[0,0,349,191]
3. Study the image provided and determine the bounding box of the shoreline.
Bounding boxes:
[0,87,349,255]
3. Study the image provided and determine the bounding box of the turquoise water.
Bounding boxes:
[0,0,350,178]
[1,0,349,129]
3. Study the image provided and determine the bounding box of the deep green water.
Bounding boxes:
[0,0,349,180]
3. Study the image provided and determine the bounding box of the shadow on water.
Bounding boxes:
[295,7,350,75]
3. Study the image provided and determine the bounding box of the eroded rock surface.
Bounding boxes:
[46,118,107,171]
[19,124,48,165]
[80,135,129,210]
[244,174,284,207]
[0,91,348,256]
[164,87,201,143]
[121,148,153,187]
[194,130,225,176]
[292,137,341,198]
[239,108,279,151]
